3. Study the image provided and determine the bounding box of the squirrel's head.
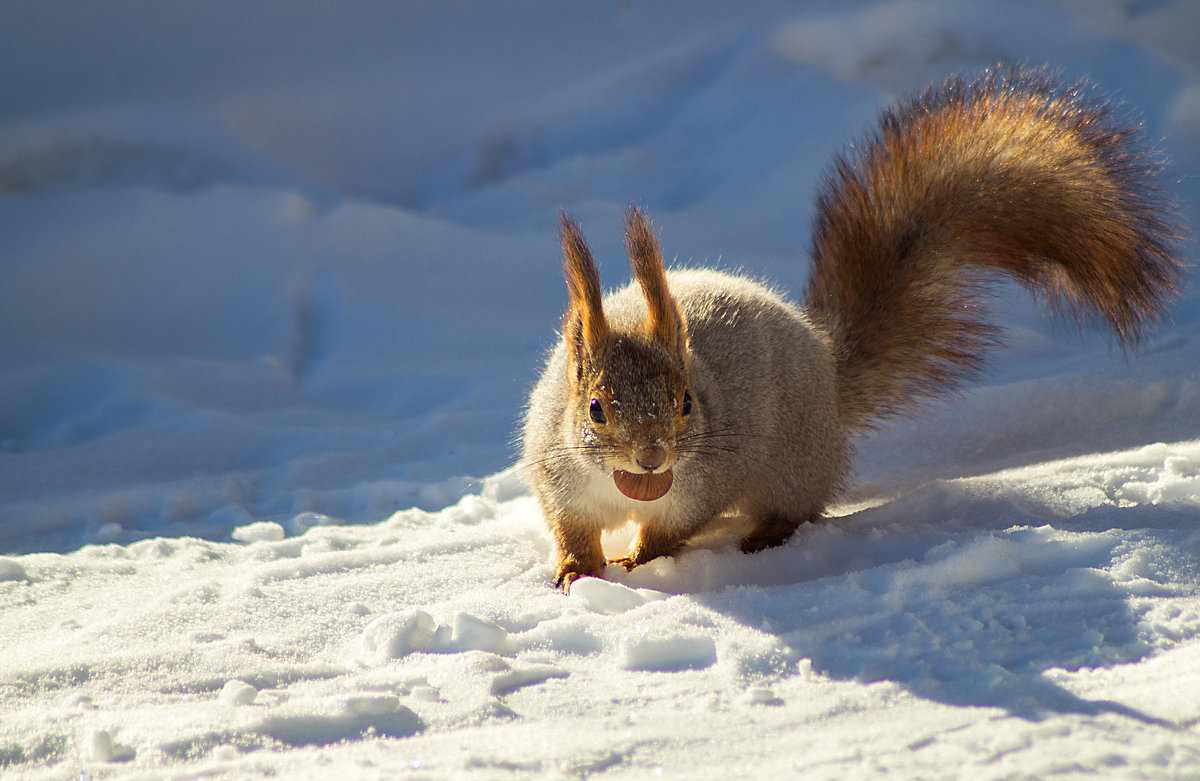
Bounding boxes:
[559,208,693,502]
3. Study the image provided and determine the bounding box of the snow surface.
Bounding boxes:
[1,1,1200,778]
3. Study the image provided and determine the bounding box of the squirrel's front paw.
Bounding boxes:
[608,556,639,572]
[554,561,604,593]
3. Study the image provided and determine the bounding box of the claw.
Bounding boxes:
[554,563,603,593]
[608,556,638,572]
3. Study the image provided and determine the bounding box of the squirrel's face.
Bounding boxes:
[571,336,693,502]
[557,208,692,502]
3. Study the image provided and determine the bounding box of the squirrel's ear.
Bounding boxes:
[560,213,609,382]
[625,207,687,359]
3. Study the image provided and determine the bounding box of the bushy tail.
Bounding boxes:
[803,66,1185,431]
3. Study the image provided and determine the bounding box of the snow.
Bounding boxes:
[1,0,1199,778]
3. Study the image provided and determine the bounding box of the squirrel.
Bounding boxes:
[521,66,1184,592]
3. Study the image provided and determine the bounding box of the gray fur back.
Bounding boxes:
[523,268,848,534]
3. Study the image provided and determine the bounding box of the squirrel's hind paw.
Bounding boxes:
[740,515,810,554]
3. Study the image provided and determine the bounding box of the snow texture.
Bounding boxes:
[2,1,1200,778]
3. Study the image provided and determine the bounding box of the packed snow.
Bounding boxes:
[2,1,1200,778]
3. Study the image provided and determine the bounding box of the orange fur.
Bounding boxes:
[625,208,688,358]
[803,67,1184,430]
[559,213,610,380]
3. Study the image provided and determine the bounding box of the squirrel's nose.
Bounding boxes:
[635,445,667,473]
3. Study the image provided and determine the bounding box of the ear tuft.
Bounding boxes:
[560,213,610,378]
[625,207,687,358]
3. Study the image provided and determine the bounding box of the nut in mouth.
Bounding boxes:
[612,468,673,501]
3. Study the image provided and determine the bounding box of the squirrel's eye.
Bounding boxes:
[589,398,607,425]
[682,390,693,416]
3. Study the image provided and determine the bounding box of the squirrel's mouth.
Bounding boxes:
[612,468,673,501]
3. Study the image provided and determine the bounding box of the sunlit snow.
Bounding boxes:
[1,2,1199,778]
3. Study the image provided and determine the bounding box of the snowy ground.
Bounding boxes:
[2,1,1200,778]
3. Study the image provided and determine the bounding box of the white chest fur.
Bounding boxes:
[577,465,675,528]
